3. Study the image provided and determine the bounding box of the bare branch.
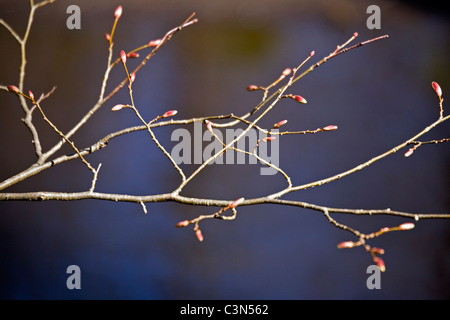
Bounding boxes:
[0,3,448,273]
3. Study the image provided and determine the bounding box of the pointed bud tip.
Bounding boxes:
[114,5,123,19]
[176,220,190,228]
[246,85,259,92]
[371,247,385,255]
[127,52,139,58]
[120,50,127,64]
[228,197,245,209]
[162,110,177,118]
[262,137,276,142]
[282,68,292,76]
[431,81,442,98]
[7,85,20,93]
[195,229,204,242]
[293,95,307,104]
[111,104,126,111]
[205,120,213,131]
[274,120,288,128]
[148,39,162,47]
[404,148,414,157]
[373,257,386,272]
[399,222,415,230]
[322,125,338,131]
[337,241,355,249]
[130,73,136,83]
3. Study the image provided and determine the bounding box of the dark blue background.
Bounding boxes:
[0,0,449,299]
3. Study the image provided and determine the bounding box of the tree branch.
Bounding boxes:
[0,4,448,273]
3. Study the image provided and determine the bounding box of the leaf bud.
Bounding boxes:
[404,148,414,157]
[322,125,338,131]
[114,5,123,19]
[148,39,162,47]
[162,110,178,118]
[431,81,442,99]
[195,229,204,242]
[282,68,292,76]
[120,50,127,64]
[7,85,20,93]
[273,120,287,128]
[176,220,190,228]
[111,104,126,111]
[398,222,415,230]
[373,256,386,272]
[337,241,355,249]
[292,95,307,104]
[228,197,245,209]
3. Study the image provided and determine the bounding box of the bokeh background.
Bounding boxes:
[0,0,449,299]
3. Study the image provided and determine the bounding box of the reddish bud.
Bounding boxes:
[28,91,34,100]
[337,241,355,249]
[431,81,442,99]
[310,50,315,57]
[104,33,111,41]
[398,222,415,230]
[262,137,276,142]
[195,229,204,242]
[373,257,386,272]
[162,110,177,118]
[371,247,385,255]
[205,120,213,132]
[7,85,20,93]
[293,95,307,104]
[282,68,292,76]
[127,52,139,58]
[120,50,127,64]
[353,32,358,38]
[130,73,136,83]
[322,125,338,131]
[114,5,123,19]
[246,85,259,91]
[273,120,287,128]
[176,220,190,228]
[228,197,245,209]
[148,39,162,47]
[404,148,414,157]
[111,104,126,111]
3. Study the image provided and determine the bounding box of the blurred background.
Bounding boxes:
[0,0,449,299]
